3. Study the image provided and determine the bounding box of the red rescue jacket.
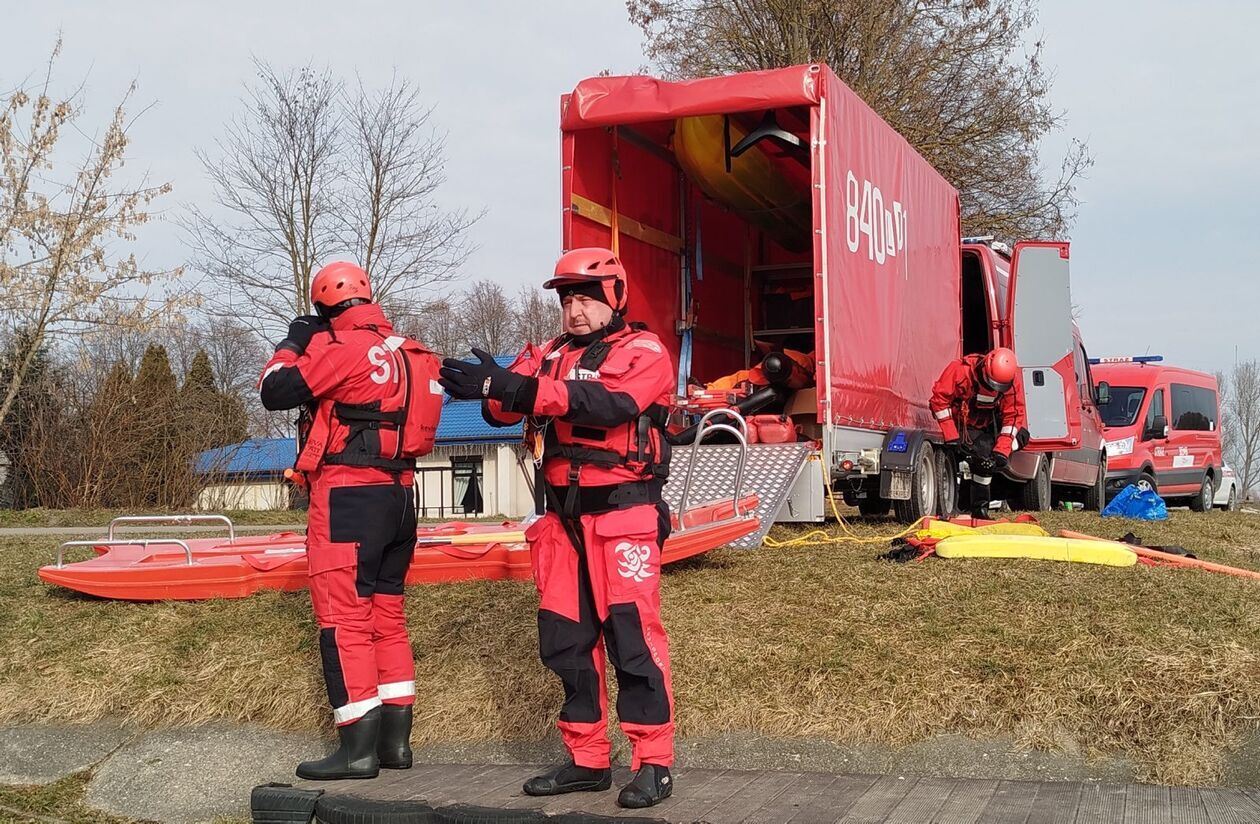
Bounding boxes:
[483,318,675,497]
[259,304,442,472]
[930,354,1027,457]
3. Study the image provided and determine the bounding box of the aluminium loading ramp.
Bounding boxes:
[662,442,814,549]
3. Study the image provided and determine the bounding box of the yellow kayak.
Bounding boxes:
[935,534,1137,567]
[673,114,811,251]
[917,521,1049,541]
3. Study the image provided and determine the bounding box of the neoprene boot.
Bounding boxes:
[377,704,413,769]
[296,707,381,780]
[522,761,613,796]
[618,764,673,808]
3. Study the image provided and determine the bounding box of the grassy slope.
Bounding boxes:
[1,511,1259,785]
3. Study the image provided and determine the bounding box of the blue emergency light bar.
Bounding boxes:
[1087,355,1164,365]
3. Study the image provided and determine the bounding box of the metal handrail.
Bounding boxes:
[56,539,194,569]
[107,514,236,543]
[676,408,752,532]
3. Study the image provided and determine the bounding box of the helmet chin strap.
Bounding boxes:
[316,297,369,319]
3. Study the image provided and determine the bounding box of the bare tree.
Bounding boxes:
[185,61,478,340]
[626,0,1092,240]
[513,285,561,346]
[1224,360,1260,500]
[398,298,467,359]
[461,279,515,355]
[184,61,343,335]
[0,39,183,434]
[341,75,479,305]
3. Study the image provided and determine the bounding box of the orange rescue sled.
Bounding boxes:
[38,496,760,602]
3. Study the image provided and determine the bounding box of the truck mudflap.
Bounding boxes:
[879,429,927,501]
[663,442,815,548]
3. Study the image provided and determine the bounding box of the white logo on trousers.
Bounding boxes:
[615,542,654,583]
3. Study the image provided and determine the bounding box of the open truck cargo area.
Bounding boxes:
[561,64,1104,523]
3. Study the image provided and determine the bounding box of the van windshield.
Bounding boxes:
[1098,386,1146,427]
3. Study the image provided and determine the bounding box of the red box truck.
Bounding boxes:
[560,64,1104,522]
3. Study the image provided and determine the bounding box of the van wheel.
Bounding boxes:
[1018,456,1052,511]
[935,447,959,517]
[1135,472,1157,494]
[894,442,937,524]
[1084,455,1106,511]
[1190,475,1213,512]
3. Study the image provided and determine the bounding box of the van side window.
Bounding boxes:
[1171,383,1216,431]
[1073,343,1088,395]
[1145,389,1164,431]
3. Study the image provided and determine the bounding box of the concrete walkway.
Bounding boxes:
[291,763,1260,823]
[3,722,1259,823]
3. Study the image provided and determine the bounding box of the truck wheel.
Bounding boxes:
[1018,456,1052,511]
[858,496,891,518]
[1084,455,1106,512]
[935,447,958,517]
[1189,474,1213,512]
[894,441,937,524]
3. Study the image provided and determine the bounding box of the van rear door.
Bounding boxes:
[1006,242,1083,451]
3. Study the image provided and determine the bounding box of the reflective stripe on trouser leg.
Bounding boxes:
[372,593,415,705]
[585,503,675,770]
[535,513,611,769]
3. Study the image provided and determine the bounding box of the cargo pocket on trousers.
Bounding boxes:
[593,505,660,599]
[524,515,555,594]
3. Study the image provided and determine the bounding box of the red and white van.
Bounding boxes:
[1091,357,1222,511]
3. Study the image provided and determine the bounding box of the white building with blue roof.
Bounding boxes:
[197,389,533,518]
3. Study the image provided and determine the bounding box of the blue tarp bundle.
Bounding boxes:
[1102,484,1168,520]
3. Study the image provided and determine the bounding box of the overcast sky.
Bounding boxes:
[5,1,1257,374]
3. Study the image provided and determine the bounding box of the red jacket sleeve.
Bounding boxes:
[257,333,351,411]
[995,372,1028,456]
[929,361,965,442]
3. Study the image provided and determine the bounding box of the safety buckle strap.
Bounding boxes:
[549,444,626,468]
[334,402,405,426]
[563,465,581,519]
[547,481,664,515]
[322,452,416,471]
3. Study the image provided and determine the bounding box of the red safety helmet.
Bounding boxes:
[979,347,1018,393]
[542,247,628,313]
[311,261,372,311]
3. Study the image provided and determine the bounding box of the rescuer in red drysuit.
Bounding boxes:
[259,261,442,781]
[438,248,676,809]
[930,347,1029,518]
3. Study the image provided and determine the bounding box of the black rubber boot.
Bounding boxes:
[618,764,673,809]
[296,707,381,780]
[522,761,613,796]
[377,704,413,769]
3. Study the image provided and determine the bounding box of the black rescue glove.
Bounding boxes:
[439,348,538,412]
[990,452,1009,471]
[278,315,330,355]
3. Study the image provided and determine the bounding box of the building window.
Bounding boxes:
[452,456,484,515]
